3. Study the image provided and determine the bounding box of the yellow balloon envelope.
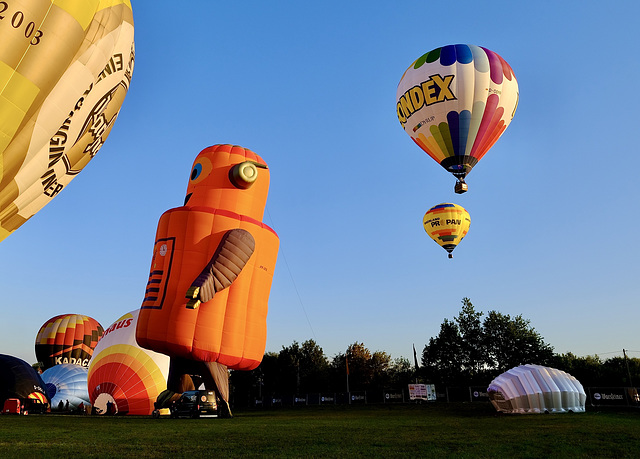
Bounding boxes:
[423,203,470,258]
[0,0,135,242]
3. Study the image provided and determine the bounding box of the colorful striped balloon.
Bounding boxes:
[423,203,470,258]
[35,314,104,370]
[397,44,518,192]
[27,391,48,404]
[87,310,169,415]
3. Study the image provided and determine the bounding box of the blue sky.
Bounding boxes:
[2,0,640,366]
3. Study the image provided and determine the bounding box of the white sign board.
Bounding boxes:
[409,384,436,401]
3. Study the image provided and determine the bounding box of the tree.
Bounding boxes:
[298,339,330,393]
[277,341,302,394]
[422,318,463,385]
[387,357,414,388]
[551,352,640,387]
[482,310,554,373]
[455,298,486,381]
[601,356,640,387]
[344,342,373,392]
[259,352,280,396]
[230,351,278,407]
[422,298,555,385]
[328,342,392,394]
[369,350,392,398]
[31,362,44,374]
[550,352,603,386]
[272,339,328,394]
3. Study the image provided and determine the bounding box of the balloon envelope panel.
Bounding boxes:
[397,44,518,181]
[88,310,169,415]
[41,363,90,410]
[0,0,135,242]
[488,364,586,414]
[35,313,104,369]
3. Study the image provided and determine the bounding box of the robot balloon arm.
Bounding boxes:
[185,229,256,309]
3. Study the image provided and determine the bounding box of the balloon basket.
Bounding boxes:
[454,181,468,194]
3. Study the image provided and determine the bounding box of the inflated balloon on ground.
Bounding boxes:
[0,354,50,412]
[35,314,104,369]
[88,310,169,415]
[135,144,280,417]
[41,363,90,411]
[488,364,586,414]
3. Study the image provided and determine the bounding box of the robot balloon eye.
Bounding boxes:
[229,162,259,189]
[191,163,203,181]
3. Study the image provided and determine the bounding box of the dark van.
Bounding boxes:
[170,390,218,418]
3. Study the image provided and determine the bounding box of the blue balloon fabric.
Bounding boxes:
[41,364,90,411]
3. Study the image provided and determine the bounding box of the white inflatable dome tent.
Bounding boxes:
[487,364,586,414]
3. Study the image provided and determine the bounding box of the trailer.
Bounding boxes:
[3,398,22,414]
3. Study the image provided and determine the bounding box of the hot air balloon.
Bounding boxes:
[423,203,470,258]
[135,144,280,417]
[88,310,169,415]
[41,364,90,412]
[488,365,586,414]
[0,354,50,413]
[0,0,135,243]
[35,314,104,370]
[397,44,518,193]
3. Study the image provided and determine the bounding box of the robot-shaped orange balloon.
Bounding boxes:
[135,145,279,413]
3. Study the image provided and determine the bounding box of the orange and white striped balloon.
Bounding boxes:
[88,310,169,415]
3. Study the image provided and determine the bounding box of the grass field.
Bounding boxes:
[1,403,640,458]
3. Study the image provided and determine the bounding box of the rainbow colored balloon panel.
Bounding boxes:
[397,44,518,181]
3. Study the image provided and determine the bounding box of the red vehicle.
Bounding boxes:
[3,398,21,414]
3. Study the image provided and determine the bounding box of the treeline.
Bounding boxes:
[230,340,415,406]
[419,298,640,388]
[229,298,640,405]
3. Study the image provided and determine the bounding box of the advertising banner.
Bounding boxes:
[409,384,436,401]
[470,386,490,402]
[384,392,404,403]
[319,394,336,405]
[588,387,628,406]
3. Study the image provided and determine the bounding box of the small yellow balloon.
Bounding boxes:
[423,203,470,258]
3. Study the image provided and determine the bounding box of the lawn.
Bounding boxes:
[1,403,639,458]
